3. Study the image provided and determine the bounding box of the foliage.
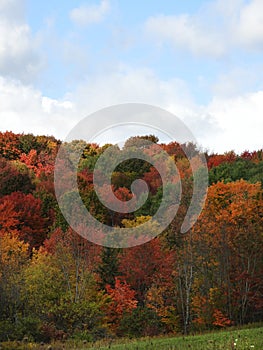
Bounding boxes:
[23,240,108,340]
[0,131,263,343]
[209,157,263,185]
[97,247,121,289]
[0,158,34,197]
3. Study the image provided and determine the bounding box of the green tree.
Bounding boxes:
[24,232,109,339]
[97,247,121,289]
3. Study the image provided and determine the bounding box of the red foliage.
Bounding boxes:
[161,141,185,158]
[114,186,133,202]
[142,167,162,195]
[207,151,237,169]
[106,277,137,330]
[0,192,50,249]
[0,197,19,234]
[77,168,94,192]
[106,278,138,315]
[119,238,175,301]
[0,131,21,160]
[212,309,232,327]
[20,149,54,178]
[241,150,263,163]
[0,157,34,197]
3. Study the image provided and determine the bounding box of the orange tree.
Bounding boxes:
[191,180,263,328]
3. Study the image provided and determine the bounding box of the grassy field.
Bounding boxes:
[1,325,262,349]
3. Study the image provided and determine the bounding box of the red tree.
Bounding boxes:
[0,192,50,249]
[119,238,175,302]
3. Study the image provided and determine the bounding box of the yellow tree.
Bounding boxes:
[23,229,108,339]
[0,233,29,327]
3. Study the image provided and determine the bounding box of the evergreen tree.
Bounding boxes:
[97,247,121,289]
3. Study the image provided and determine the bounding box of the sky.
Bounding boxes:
[0,0,263,153]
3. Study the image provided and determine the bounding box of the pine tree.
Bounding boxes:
[97,247,121,289]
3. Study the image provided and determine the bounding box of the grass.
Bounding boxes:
[0,325,262,349]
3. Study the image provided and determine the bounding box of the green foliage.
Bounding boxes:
[1,131,263,344]
[124,135,159,149]
[1,325,262,349]
[118,307,164,338]
[115,158,151,176]
[97,247,120,289]
[78,155,99,172]
[19,134,39,154]
[23,245,108,339]
[111,171,138,190]
[19,134,59,155]
[209,158,263,185]
[0,317,41,342]
[0,234,30,329]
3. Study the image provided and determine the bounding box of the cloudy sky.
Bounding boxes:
[0,0,263,153]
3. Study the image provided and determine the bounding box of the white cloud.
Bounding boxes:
[211,66,263,98]
[65,65,217,144]
[0,66,218,150]
[70,0,110,26]
[144,0,263,57]
[0,77,74,138]
[0,0,43,82]
[145,13,225,58]
[0,65,262,154]
[0,0,26,22]
[203,91,263,153]
[237,0,263,49]
[0,66,216,145]
[0,0,261,155]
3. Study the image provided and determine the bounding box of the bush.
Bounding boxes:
[0,317,40,342]
[118,307,165,337]
[71,330,93,342]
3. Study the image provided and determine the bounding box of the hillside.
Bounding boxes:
[0,131,262,343]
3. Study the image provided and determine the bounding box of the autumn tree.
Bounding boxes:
[0,192,50,249]
[0,157,34,197]
[191,180,263,327]
[119,237,175,303]
[0,131,21,160]
[106,278,137,333]
[0,233,29,341]
[24,231,107,340]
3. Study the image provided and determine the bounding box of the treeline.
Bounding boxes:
[0,131,262,342]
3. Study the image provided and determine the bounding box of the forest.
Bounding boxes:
[0,131,262,343]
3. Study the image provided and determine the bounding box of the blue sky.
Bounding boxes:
[0,0,263,153]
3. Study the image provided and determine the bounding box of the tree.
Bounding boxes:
[119,237,175,303]
[97,247,120,289]
[209,158,263,185]
[106,278,137,333]
[0,233,29,340]
[146,284,179,332]
[191,180,263,326]
[0,131,21,160]
[124,135,159,149]
[24,233,107,340]
[175,230,195,334]
[0,192,50,250]
[0,157,34,197]
[0,197,19,234]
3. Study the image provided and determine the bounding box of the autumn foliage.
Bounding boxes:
[0,131,262,342]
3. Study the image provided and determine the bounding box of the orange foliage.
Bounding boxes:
[212,309,232,327]
[106,278,137,330]
[0,192,49,249]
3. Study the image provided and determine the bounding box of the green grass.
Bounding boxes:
[1,326,262,349]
